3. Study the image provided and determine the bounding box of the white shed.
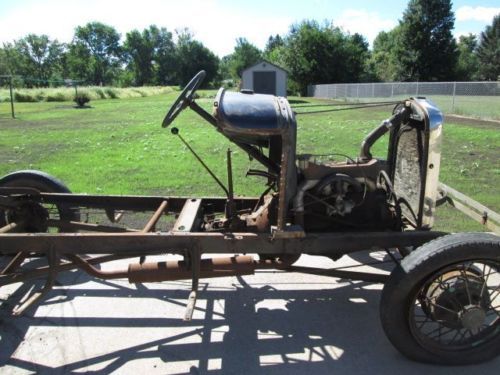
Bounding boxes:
[241,60,287,97]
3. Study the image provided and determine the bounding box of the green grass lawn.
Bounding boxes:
[0,91,498,233]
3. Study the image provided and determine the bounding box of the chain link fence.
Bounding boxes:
[307,81,500,121]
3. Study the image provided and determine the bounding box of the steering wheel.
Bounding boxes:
[162,70,206,128]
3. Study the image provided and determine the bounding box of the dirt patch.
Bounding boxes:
[0,118,58,130]
[445,115,500,129]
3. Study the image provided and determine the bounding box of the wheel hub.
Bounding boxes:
[460,305,487,330]
[425,269,489,329]
[7,201,49,232]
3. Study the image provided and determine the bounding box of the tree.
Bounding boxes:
[218,55,232,81]
[124,29,155,85]
[64,42,93,82]
[7,34,63,85]
[264,34,284,54]
[477,14,499,81]
[283,20,360,95]
[397,0,458,81]
[124,25,176,86]
[263,34,287,68]
[344,33,371,82]
[228,38,262,79]
[368,28,402,81]
[175,30,219,87]
[0,48,7,76]
[71,22,122,85]
[455,34,479,81]
[154,27,176,85]
[0,42,24,76]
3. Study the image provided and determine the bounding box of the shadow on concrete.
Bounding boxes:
[0,255,498,374]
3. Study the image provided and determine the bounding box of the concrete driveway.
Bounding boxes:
[0,253,498,374]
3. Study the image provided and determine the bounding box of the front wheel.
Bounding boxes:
[380,232,500,365]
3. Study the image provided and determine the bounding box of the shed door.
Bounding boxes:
[253,71,276,95]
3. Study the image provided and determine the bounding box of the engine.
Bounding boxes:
[294,155,399,232]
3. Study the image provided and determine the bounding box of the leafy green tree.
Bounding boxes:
[218,55,232,81]
[0,43,24,76]
[154,27,177,85]
[0,48,7,76]
[263,34,287,68]
[455,34,479,81]
[283,20,361,95]
[477,14,499,80]
[124,25,176,86]
[228,38,262,78]
[124,29,155,85]
[5,35,63,85]
[64,42,93,82]
[397,0,458,81]
[345,33,371,81]
[71,22,122,85]
[265,45,287,69]
[264,34,284,54]
[175,30,219,87]
[368,28,402,81]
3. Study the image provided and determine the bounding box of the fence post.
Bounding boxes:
[451,81,456,113]
[391,83,394,98]
[371,83,374,98]
[416,81,419,96]
[9,75,15,119]
[356,84,359,101]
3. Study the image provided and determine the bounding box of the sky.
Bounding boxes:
[0,0,498,56]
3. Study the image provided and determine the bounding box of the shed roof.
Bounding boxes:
[242,60,288,74]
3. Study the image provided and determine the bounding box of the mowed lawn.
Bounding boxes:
[0,91,498,232]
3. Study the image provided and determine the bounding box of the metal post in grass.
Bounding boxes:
[9,75,15,119]
[451,81,456,113]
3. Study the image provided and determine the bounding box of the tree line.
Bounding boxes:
[0,24,218,88]
[0,0,498,95]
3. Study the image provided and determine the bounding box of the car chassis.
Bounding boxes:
[0,71,499,365]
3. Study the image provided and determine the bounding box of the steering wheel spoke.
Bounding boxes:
[162,70,206,128]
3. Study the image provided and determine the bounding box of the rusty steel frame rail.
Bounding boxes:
[39,193,258,212]
[0,230,444,256]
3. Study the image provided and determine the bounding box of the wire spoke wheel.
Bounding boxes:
[411,261,499,351]
[380,233,500,365]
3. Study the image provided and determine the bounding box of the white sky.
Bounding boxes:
[0,0,498,56]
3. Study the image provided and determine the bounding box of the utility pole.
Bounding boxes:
[9,76,15,119]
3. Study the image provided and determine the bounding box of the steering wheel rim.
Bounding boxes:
[162,70,206,128]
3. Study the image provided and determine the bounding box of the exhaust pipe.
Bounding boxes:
[128,255,255,283]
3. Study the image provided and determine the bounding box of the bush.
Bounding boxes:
[46,92,68,102]
[94,88,106,99]
[74,92,91,107]
[132,89,148,97]
[105,88,118,99]
[14,91,38,102]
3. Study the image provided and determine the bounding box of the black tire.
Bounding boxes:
[380,232,500,365]
[0,170,79,231]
